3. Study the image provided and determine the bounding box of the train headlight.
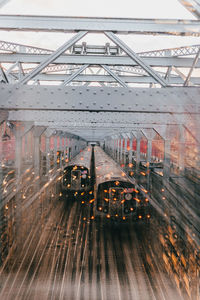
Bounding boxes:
[125,193,132,200]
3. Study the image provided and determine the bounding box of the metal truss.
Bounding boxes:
[0,42,200,87]
[0,40,52,55]
[0,13,199,140]
[1,53,200,68]
[178,0,200,19]
[19,31,88,84]
[1,36,200,87]
[0,15,200,36]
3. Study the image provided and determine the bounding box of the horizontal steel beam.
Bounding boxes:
[1,39,200,58]
[0,84,200,114]
[8,111,187,125]
[0,15,200,36]
[1,53,200,68]
[29,73,200,85]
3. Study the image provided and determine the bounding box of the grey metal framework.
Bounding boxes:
[0,0,199,142]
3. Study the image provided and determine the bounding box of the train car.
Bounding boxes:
[62,146,92,198]
[94,146,150,221]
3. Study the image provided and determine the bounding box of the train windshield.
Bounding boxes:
[71,170,81,190]
[109,187,124,202]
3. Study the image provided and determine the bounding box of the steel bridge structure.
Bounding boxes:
[0,1,200,299]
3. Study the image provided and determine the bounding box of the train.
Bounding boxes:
[94,146,151,221]
[62,146,92,198]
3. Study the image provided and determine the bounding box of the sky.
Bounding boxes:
[0,0,195,18]
[0,0,199,53]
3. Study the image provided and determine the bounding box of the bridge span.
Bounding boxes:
[0,3,200,299]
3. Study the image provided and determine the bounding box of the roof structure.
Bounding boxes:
[0,0,199,141]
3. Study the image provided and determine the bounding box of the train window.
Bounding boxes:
[109,187,124,202]
[71,170,81,190]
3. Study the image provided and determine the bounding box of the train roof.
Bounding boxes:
[94,146,131,185]
[65,146,92,170]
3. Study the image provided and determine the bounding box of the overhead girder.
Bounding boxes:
[1,53,200,68]
[1,39,200,87]
[0,15,200,36]
[0,84,200,114]
[8,111,186,125]
[8,73,199,85]
[1,40,200,59]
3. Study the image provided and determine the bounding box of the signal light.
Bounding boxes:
[122,216,126,220]
[106,214,111,218]
[147,214,151,219]
[138,215,142,219]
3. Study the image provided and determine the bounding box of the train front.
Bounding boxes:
[94,146,151,221]
[62,147,92,199]
[96,179,150,220]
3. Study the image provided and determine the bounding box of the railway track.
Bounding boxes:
[0,195,188,300]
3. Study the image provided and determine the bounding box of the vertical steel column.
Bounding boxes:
[68,138,71,160]
[54,136,57,168]
[146,139,152,190]
[178,125,185,175]
[71,138,74,158]
[24,133,28,162]
[112,139,115,159]
[45,136,50,176]
[117,138,120,163]
[136,131,141,176]
[163,139,171,179]
[15,130,23,179]
[63,137,67,164]
[34,136,40,177]
[120,138,123,164]
[33,127,46,178]
[129,138,133,165]
[124,138,127,165]
[59,136,62,168]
